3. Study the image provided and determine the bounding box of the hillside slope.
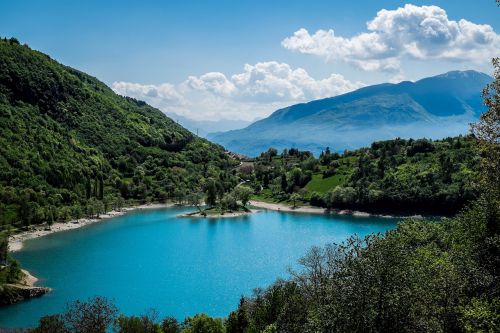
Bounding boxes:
[0,38,237,230]
[209,71,491,155]
[246,136,478,215]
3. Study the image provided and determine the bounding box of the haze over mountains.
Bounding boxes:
[165,112,252,138]
[208,70,491,156]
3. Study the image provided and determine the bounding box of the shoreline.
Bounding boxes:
[8,200,424,253]
[0,269,51,306]
[249,200,422,219]
[179,208,258,218]
[21,269,38,287]
[8,202,175,253]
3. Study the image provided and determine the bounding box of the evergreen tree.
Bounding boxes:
[99,177,104,200]
[85,178,92,200]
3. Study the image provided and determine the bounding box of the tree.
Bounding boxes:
[221,193,238,211]
[5,259,22,283]
[114,313,161,333]
[85,178,92,200]
[98,177,104,200]
[290,193,301,208]
[267,148,278,158]
[226,297,248,333]
[161,316,180,333]
[95,200,104,218]
[183,314,225,333]
[103,195,112,213]
[459,297,500,333]
[187,192,203,212]
[32,315,68,333]
[72,205,83,220]
[0,232,8,266]
[471,57,500,293]
[205,178,218,207]
[63,296,118,333]
[173,189,186,205]
[116,197,125,212]
[19,192,33,228]
[234,186,253,207]
[471,57,500,235]
[46,206,54,229]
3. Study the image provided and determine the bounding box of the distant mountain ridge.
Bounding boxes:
[165,112,251,137]
[209,70,491,156]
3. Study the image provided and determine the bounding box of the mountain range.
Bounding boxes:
[165,112,252,137]
[208,70,491,156]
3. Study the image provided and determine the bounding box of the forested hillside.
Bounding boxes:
[0,38,238,231]
[244,136,478,215]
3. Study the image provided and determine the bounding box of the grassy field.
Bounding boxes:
[251,189,279,203]
[305,173,347,193]
[304,157,356,193]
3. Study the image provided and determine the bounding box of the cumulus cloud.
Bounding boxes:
[185,72,236,96]
[230,62,360,102]
[282,4,500,71]
[111,82,187,113]
[112,61,363,121]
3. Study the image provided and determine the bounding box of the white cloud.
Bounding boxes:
[282,4,500,71]
[111,81,187,112]
[184,72,236,96]
[112,61,364,121]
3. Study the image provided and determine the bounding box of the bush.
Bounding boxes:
[183,314,225,333]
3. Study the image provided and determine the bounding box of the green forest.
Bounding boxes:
[0,37,239,233]
[244,135,478,215]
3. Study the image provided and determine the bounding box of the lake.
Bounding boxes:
[0,206,399,328]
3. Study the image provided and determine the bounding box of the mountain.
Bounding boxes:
[209,70,491,156]
[0,38,237,229]
[165,112,251,137]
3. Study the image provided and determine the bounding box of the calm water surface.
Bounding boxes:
[0,207,399,328]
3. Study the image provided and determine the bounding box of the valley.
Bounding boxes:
[0,1,499,330]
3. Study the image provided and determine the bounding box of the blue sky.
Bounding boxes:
[1,0,499,121]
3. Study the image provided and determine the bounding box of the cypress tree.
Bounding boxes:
[85,178,92,199]
[99,177,104,200]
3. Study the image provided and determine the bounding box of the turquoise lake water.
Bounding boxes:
[0,207,399,328]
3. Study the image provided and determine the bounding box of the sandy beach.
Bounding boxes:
[249,200,327,214]
[20,269,38,287]
[8,203,174,253]
[248,200,406,218]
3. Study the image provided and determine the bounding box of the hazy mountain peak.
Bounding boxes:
[209,70,491,156]
[432,69,490,80]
